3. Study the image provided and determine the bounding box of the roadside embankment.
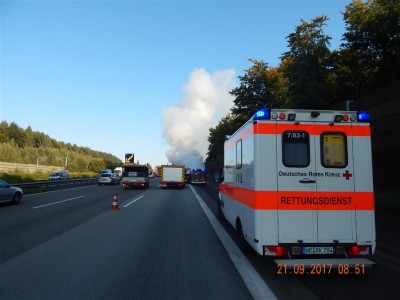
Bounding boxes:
[0,161,60,174]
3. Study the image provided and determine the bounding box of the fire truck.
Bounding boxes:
[121,163,149,189]
[160,165,186,189]
[190,168,207,185]
[218,108,375,268]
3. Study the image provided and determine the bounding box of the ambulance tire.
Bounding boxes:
[217,201,225,221]
[236,222,250,253]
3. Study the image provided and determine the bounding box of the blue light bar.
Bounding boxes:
[357,111,371,122]
[253,108,271,120]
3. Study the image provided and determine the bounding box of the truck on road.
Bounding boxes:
[121,164,149,189]
[218,108,376,269]
[160,165,186,189]
[190,168,207,185]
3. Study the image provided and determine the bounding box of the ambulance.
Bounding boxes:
[218,108,376,268]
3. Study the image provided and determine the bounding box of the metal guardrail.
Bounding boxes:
[14,178,98,190]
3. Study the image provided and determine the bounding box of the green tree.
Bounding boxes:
[230,59,291,120]
[0,121,122,171]
[205,114,239,174]
[88,159,106,172]
[282,15,337,108]
[0,133,8,143]
[0,140,21,162]
[267,63,292,109]
[7,122,26,148]
[0,121,9,143]
[230,59,270,120]
[339,0,400,97]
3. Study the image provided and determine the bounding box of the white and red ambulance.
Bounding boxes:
[218,108,375,268]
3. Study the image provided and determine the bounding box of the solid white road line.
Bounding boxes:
[123,195,144,207]
[189,185,277,300]
[32,196,85,209]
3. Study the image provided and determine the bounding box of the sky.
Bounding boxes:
[0,0,349,169]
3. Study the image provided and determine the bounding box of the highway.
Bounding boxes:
[1,179,399,299]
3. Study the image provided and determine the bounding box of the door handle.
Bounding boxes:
[299,179,316,184]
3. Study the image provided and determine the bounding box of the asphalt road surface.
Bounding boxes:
[1,179,399,299]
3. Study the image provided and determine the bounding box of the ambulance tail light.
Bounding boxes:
[357,111,371,122]
[253,108,271,120]
[334,114,350,122]
[346,245,370,256]
[264,246,287,256]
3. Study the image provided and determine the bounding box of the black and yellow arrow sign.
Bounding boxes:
[125,153,134,163]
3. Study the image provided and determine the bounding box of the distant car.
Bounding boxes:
[98,173,120,185]
[0,179,23,205]
[148,173,155,178]
[49,170,70,180]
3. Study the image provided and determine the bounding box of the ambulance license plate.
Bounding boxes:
[302,247,334,255]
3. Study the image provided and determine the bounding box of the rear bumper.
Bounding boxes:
[122,181,147,187]
[99,181,113,184]
[160,182,185,188]
[191,181,206,185]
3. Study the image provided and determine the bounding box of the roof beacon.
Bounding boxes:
[253,108,270,121]
[357,111,371,122]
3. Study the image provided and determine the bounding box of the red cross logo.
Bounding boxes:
[343,170,352,180]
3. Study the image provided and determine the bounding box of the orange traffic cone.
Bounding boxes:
[110,193,120,210]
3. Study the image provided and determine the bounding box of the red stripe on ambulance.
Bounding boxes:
[220,184,374,210]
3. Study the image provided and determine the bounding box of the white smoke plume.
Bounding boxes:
[163,68,236,169]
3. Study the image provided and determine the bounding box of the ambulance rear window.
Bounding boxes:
[321,132,347,168]
[282,131,310,167]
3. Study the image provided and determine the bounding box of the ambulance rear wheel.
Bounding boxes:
[237,222,249,253]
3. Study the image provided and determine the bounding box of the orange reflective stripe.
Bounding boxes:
[255,123,371,136]
[225,123,370,151]
[351,125,371,136]
[220,184,257,208]
[276,191,374,210]
[254,123,275,134]
[225,123,370,150]
[220,184,374,211]
[354,192,375,210]
[276,124,350,135]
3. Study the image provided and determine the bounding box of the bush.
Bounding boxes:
[0,170,97,183]
[0,170,48,183]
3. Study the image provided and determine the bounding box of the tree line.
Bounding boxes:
[0,121,122,173]
[205,0,400,174]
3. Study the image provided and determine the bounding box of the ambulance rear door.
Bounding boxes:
[276,123,318,243]
[314,126,356,243]
[276,122,357,244]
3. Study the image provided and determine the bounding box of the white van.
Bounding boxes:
[114,167,122,177]
[49,170,70,180]
[219,108,375,268]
